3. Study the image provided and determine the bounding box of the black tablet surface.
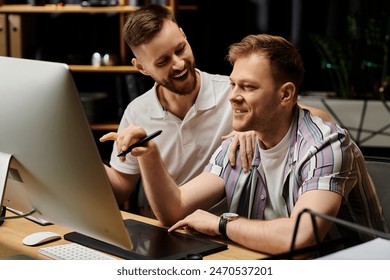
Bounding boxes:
[64,219,227,260]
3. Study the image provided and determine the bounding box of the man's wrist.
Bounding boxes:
[219,213,239,241]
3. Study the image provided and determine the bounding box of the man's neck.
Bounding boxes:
[258,106,297,150]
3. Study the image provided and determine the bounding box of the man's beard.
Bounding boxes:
[156,61,197,95]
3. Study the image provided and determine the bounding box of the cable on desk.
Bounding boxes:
[0,206,5,226]
[0,209,37,221]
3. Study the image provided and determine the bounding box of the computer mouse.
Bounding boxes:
[185,253,203,260]
[22,231,62,246]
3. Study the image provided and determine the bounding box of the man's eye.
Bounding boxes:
[156,58,168,66]
[243,85,255,90]
[176,45,186,54]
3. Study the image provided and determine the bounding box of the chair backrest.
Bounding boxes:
[365,156,390,227]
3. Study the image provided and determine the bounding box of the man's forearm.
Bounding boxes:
[137,146,186,226]
[104,164,138,205]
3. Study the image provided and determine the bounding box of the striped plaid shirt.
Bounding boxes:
[205,107,387,244]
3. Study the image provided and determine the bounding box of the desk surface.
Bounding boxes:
[0,210,266,260]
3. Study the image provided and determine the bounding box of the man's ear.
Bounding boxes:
[131,57,149,76]
[280,82,296,103]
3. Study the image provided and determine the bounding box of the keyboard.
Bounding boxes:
[39,243,117,260]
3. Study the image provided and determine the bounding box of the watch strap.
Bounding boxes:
[218,216,229,241]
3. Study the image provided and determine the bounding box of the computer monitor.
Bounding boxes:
[0,56,133,251]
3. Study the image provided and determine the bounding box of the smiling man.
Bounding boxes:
[122,34,386,256]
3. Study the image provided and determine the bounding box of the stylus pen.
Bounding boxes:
[117,130,163,157]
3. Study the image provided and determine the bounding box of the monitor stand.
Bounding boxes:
[0,153,50,226]
[0,152,12,226]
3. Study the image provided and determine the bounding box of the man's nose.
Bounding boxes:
[229,87,243,102]
[172,55,185,70]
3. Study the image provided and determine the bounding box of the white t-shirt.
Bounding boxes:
[260,123,293,219]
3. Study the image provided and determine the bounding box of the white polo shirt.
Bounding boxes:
[109,70,232,186]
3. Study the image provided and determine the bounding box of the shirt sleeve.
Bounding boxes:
[298,128,357,200]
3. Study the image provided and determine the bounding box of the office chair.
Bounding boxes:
[267,157,390,259]
[365,156,390,226]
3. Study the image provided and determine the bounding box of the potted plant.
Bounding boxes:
[311,11,389,101]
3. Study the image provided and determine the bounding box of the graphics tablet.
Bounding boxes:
[65,219,227,260]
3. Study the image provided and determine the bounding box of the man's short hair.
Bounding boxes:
[123,4,177,49]
[227,34,305,90]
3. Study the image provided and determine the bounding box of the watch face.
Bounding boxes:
[222,213,239,219]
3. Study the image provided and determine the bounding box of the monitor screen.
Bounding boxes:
[0,56,133,251]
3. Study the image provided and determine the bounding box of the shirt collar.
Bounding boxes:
[194,69,217,111]
[149,84,165,119]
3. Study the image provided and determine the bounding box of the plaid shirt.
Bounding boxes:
[205,107,387,244]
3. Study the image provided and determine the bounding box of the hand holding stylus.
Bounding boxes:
[117,130,162,157]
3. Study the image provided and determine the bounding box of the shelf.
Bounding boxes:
[0,4,181,14]
[0,4,139,14]
[90,123,119,131]
[177,5,198,11]
[69,65,138,73]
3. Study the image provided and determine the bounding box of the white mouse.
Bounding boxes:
[22,231,62,246]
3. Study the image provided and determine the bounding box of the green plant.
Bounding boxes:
[311,12,390,99]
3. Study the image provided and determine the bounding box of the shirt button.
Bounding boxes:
[260,194,265,200]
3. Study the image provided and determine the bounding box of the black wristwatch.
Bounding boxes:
[219,212,239,241]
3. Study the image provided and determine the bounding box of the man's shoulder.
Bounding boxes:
[199,70,230,101]
[126,87,156,107]
[298,109,350,148]
[199,70,230,84]
[301,110,345,133]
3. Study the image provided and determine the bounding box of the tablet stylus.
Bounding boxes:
[117,130,162,157]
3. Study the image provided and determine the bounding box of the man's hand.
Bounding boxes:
[222,131,257,173]
[99,125,147,161]
[168,209,221,236]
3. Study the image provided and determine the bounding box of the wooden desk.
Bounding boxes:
[0,211,266,260]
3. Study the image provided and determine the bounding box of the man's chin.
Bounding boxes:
[233,122,256,133]
[232,125,246,132]
[173,79,197,95]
